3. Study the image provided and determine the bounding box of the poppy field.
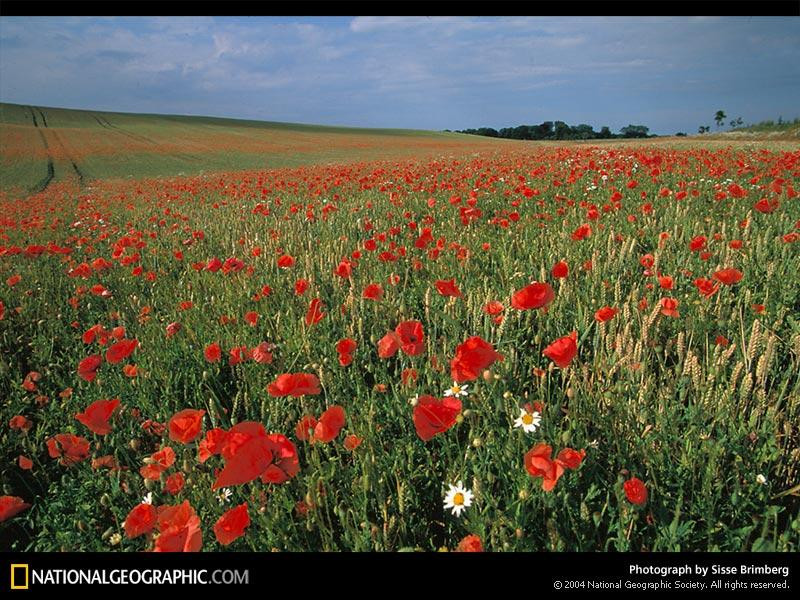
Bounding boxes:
[1,131,800,552]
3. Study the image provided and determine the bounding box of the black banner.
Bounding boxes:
[0,552,796,593]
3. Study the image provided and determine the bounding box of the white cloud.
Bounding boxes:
[0,16,797,132]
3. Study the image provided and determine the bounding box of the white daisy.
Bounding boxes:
[513,408,542,434]
[217,488,233,504]
[141,492,153,505]
[444,383,469,398]
[443,481,474,518]
[756,474,767,485]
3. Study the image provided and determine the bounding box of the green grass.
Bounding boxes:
[1,142,799,552]
[733,118,800,134]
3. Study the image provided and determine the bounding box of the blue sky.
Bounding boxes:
[1,16,798,134]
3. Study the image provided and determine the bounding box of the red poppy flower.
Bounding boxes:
[214,503,250,546]
[334,259,353,279]
[483,301,504,315]
[343,434,363,451]
[261,433,300,483]
[313,405,346,443]
[689,235,707,252]
[556,447,585,469]
[120,364,137,377]
[552,261,569,279]
[251,342,274,364]
[294,278,309,295]
[199,428,227,463]
[542,331,578,368]
[0,495,30,523]
[571,224,592,241]
[267,373,321,397]
[77,354,103,382]
[412,395,462,441]
[336,338,357,367]
[524,443,562,490]
[106,338,138,364]
[168,409,205,444]
[154,501,202,552]
[594,306,618,323]
[75,398,121,435]
[47,433,90,466]
[694,278,719,298]
[336,338,358,354]
[228,345,251,366]
[362,283,383,301]
[713,268,743,285]
[450,336,502,382]
[455,534,483,552]
[18,455,33,470]
[395,320,425,356]
[754,198,779,214]
[206,257,222,272]
[212,422,274,489]
[140,446,176,480]
[295,415,318,441]
[435,278,462,298]
[658,275,674,290]
[511,282,555,311]
[81,325,107,346]
[524,443,584,491]
[9,415,32,432]
[277,254,295,268]
[165,472,185,495]
[377,332,400,358]
[624,477,648,505]
[660,297,680,317]
[244,311,259,327]
[204,342,221,362]
[22,371,40,392]
[305,298,326,326]
[124,502,157,538]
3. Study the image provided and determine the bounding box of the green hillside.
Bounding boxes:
[0,102,497,195]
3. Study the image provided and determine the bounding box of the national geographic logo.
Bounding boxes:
[6,564,248,587]
[10,564,29,590]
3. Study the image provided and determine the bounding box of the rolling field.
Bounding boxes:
[0,102,503,195]
[1,106,799,552]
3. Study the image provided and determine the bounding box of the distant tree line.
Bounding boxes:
[698,109,744,134]
[450,121,654,140]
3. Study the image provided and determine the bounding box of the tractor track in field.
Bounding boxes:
[26,105,55,194]
[36,107,85,186]
[93,113,157,144]
[92,113,203,163]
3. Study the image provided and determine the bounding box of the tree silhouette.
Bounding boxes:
[715,110,726,129]
[620,124,649,138]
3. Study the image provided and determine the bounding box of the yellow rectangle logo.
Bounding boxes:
[10,564,29,590]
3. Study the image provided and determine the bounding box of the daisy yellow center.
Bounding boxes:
[451,385,462,394]
[522,413,533,425]
[453,492,465,505]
